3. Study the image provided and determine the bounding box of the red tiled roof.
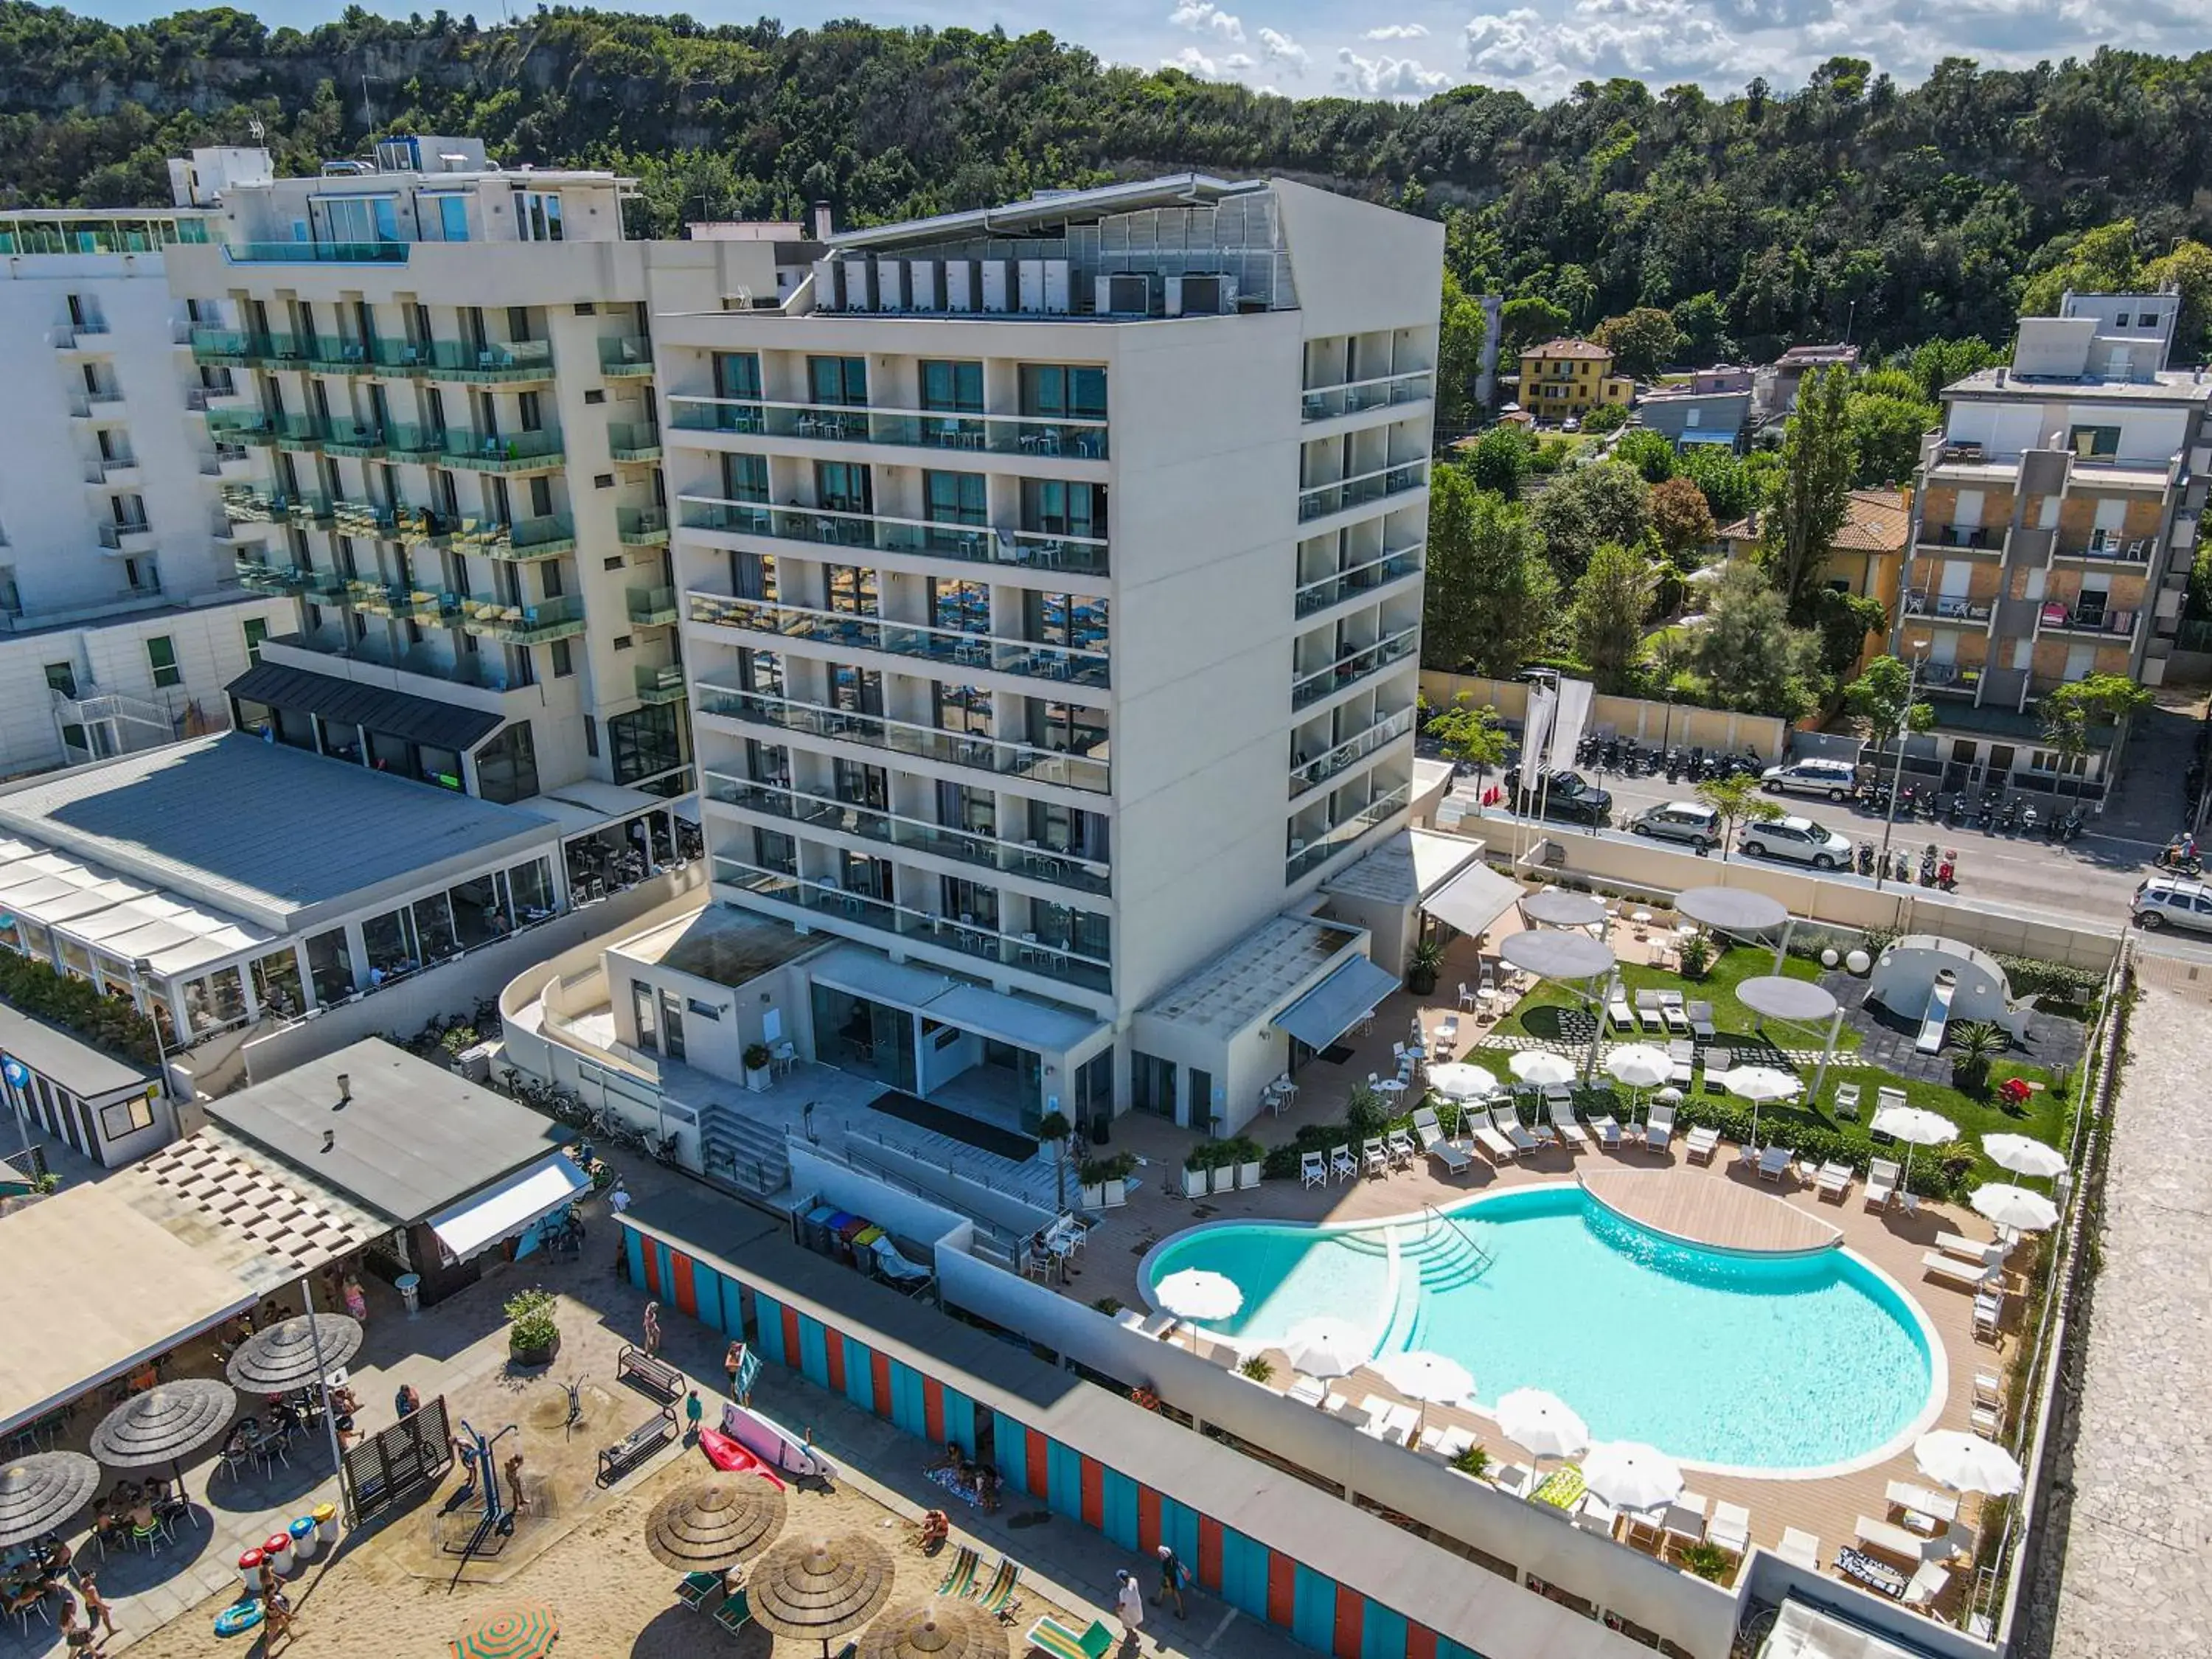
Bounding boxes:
[1717,488,1910,554]
[1523,338,1613,361]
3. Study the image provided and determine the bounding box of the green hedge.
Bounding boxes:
[0,950,159,1065]
[1994,955,2101,1004]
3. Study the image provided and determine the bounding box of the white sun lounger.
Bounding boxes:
[1708,1500,1751,1556]
[1287,1374,1329,1407]
[1902,1559,1950,1610]
[1756,1145,1793,1183]
[1412,1107,1474,1175]
[1659,992,1691,1034]
[1684,1124,1721,1164]
[1661,1493,1708,1548]
[1574,1494,1618,1537]
[1936,1231,2008,1265]
[1582,1106,1622,1151]
[1815,1160,1854,1200]
[1922,1251,1999,1290]
[1777,1527,1820,1571]
[1470,1116,1519,1165]
[1491,1463,1535,1499]
[1490,1105,1539,1153]
[1885,1481,1961,1525]
[1865,1158,1900,1210]
[1608,985,1636,1032]
[1635,989,1665,1031]
[1545,1099,1591,1152]
[1644,1101,1676,1155]
[1420,1424,1475,1461]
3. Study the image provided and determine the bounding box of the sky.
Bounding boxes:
[76,0,2212,103]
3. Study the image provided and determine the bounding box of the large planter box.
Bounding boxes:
[1181,1166,1208,1198]
[1238,1160,1264,1190]
[744,1065,771,1093]
[1211,1166,1239,1196]
[1079,1181,1106,1210]
[1102,1177,1129,1208]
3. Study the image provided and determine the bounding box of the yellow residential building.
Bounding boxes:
[1513,338,1635,419]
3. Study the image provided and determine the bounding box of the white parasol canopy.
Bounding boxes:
[1281,1318,1369,1384]
[1509,1050,1579,1086]
[1719,1063,1801,1143]
[1914,1430,2023,1497]
[1982,1134,2067,1181]
[1970,1183,2060,1233]
[1871,1102,1959,1191]
[1492,1389,1589,1463]
[1582,1441,1685,1512]
[1153,1269,1242,1324]
[1427,1062,1502,1102]
[1605,1045,1672,1089]
[1374,1350,1475,1436]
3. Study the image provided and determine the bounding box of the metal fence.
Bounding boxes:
[340,1394,453,1527]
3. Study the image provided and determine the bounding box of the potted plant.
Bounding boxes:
[1181,1141,1218,1197]
[1235,1135,1265,1190]
[505,1287,560,1367]
[1237,1354,1274,1384]
[1079,1152,1136,1208]
[742,1041,773,1092]
[1678,1542,1736,1583]
[1037,1110,1073,1210]
[1450,1444,1492,1482]
[1211,1143,1240,1195]
[1950,1020,2006,1095]
[1406,936,1447,996]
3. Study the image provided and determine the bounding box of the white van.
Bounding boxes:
[1759,758,1858,802]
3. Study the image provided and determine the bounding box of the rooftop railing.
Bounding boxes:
[675,493,1107,577]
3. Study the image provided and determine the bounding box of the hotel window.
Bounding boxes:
[714,352,763,400]
[2068,425,2122,459]
[930,577,990,636]
[815,461,874,518]
[1029,698,1109,758]
[243,616,268,665]
[934,683,990,737]
[919,361,984,445]
[1018,364,1106,422]
[146,636,181,689]
[515,191,564,242]
[823,564,880,618]
[807,355,868,407]
[318,194,399,245]
[721,452,768,503]
[754,827,798,874]
[421,193,469,241]
[1020,479,1103,540]
[827,661,881,715]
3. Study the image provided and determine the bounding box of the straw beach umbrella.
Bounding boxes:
[748,1532,897,1658]
[0,1452,101,1551]
[88,1378,237,1485]
[644,1473,787,1571]
[855,1598,1006,1659]
[226,1313,363,1394]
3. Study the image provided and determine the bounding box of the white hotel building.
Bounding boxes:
[524,176,1475,1166]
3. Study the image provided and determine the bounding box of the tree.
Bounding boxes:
[2021,221,2143,316]
[1499,296,1572,360]
[1670,291,1736,364]
[1568,539,1655,694]
[1593,307,1683,380]
[1579,403,1630,434]
[1675,444,1756,526]
[1761,364,1856,616]
[1613,428,1676,483]
[1650,476,1717,560]
[1845,389,1938,485]
[1426,695,1511,797]
[1464,425,1531,500]
[1422,470,1559,677]
[1809,588,1891,684]
[1905,336,2005,402]
[2040,673,2154,799]
[2140,241,2212,362]
[1691,561,1823,720]
[1845,655,1937,762]
[1694,772,1783,863]
[1532,459,1652,585]
[1436,270,1490,435]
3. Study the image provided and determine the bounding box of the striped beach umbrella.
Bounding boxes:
[450,1604,560,1659]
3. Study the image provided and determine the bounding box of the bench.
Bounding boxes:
[616,1343,685,1403]
[597,1403,677,1486]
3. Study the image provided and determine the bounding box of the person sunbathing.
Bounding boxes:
[915,1510,950,1551]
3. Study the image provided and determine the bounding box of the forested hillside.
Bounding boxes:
[4,4,2211,359]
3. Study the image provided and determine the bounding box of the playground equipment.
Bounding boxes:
[443,1417,520,1559]
[1867,937,2030,1046]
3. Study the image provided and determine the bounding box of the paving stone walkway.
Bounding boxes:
[2039,977,2212,1658]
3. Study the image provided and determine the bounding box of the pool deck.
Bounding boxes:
[1579,1168,1843,1253]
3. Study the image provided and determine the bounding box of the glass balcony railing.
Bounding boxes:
[453,515,577,560]
[1287,783,1411,880]
[234,561,345,601]
[634,663,687,704]
[1294,546,1424,616]
[693,684,1110,795]
[599,335,653,378]
[1291,625,1420,709]
[616,506,670,546]
[458,593,586,644]
[1290,706,1416,799]
[331,497,398,539]
[347,580,453,623]
[627,585,680,626]
[438,427,565,472]
[608,420,662,462]
[1301,369,1434,421]
[272,629,521,692]
[675,495,1107,577]
[191,327,551,381]
[686,590,1109,688]
[1298,461,1429,522]
[667,395,1107,461]
[220,240,410,265]
[709,855,1111,992]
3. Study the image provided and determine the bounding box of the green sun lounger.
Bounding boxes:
[1024,1615,1114,1659]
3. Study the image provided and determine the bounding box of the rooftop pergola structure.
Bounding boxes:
[1735,973,1846,1099]
[1500,928,1618,1080]
[1675,886,1794,972]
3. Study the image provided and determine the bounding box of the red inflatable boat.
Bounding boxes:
[698,1426,787,1487]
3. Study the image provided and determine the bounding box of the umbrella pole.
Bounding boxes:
[1812,1006,1843,1102]
[299,1277,347,1478]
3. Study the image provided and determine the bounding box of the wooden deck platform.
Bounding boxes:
[1579,1169,1843,1254]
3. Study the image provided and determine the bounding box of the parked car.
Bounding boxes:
[1517,768,1613,824]
[1760,758,1860,801]
[2132,875,2212,933]
[1629,801,1722,851]
[1739,815,1854,869]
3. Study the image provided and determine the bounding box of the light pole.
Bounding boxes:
[131,956,173,1105]
[1873,640,1929,892]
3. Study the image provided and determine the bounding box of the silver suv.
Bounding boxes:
[1760,758,1859,801]
[2132,876,2212,933]
[1741,815,1854,869]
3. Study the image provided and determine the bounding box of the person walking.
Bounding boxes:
[1154,1542,1188,1618]
[684,1390,704,1443]
[641,1299,661,1356]
[723,1341,743,1399]
[78,1574,114,1641]
[1114,1568,1146,1644]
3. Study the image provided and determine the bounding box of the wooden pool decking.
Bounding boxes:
[1579,1169,1843,1253]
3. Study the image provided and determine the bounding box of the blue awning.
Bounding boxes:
[1273,954,1400,1051]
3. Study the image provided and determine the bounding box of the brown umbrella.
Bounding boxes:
[0,1452,101,1550]
[855,1598,1007,1659]
[644,1474,787,1571]
[88,1378,237,1483]
[226,1314,363,1394]
[748,1531,897,1658]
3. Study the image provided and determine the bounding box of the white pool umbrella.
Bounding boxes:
[1719,1064,1801,1144]
[1152,1269,1242,1343]
[1492,1389,1589,1463]
[1281,1317,1368,1388]
[1428,1062,1501,1102]
[1970,1183,2060,1234]
[1983,1134,2066,1182]
[1374,1350,1473,1436]
[1604,1046,1672,1089]
[1871,1103,1959,1192]
[1509,1051,1578,1086]
[1582,1441,1684,1512]
[1914,1430,2023,1498]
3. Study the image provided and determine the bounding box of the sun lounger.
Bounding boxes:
[1865,1158,1900,1210]
[1756,1145,1793,1183]
[871,1234,934,1292]
[1922,1251,1999,1290]
[1684,1124,1721,1164]
[976,1556,1023,1620]
[1420,1424,1475,1460]
[1024,1615,1116,1659]
[1855,1515,1927,1560]
[1815,1160,1854,1200]
[1902,1559,1950,1610]
[1634,989,1664,1030]
[1584,1106,1623,1151]
[1358,1395,1418,1444]
[1490,1106,1539,1153]
[1546,1099,1591,1152]
[709,1588,752,1635]
[1687,1000,1717,1042]
[1701,1047,1733,1092]
[1708,1500,1751,1555]
[1661,1493,1708,1549]
[1470,1116,1519,1165]
[1936,1231,2007,1265]
[1660,992,1690,1034]
[1645,1102,1676,1155]
[1778,1527,1821,1571]
[1885,1481,1961,1526]
[938,1545,982,1598]
[1413,1107,1475,1175]
[1329,1397,1371,1431]
[1837,1547,1908,1599]
[1575,1494,1618,1536]
[1491,1463,1534,1499]
[676,1571,723,1607]
[1609,985,1636,1031]
[1287,1374,1329,1406]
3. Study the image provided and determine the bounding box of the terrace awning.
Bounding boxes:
[1759,1599,1924,1659]
[1422,860,1523,939]
[427,1153,589,1265]
[1273,954,1399,1051]
[226,661,502,751]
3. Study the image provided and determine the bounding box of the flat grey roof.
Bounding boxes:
[0,1002,150,1099]
[827,174,1265,251]
[202,1037,566,1222]
[1946,369,2212,405]
[0,735,555,929]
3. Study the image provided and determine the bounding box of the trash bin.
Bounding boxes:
[263,1531,294,1575]
[312,1503,338,1546]
[396,1273,422,1317]
[236,1548,263,1593]
[288,1516,318,1563]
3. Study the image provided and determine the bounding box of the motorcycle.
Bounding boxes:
[1919,844,1939,886]
[1663,748,1683,784]
[1857,841,1876,876]
[1975,793,1997,830]
[1948,793,1967,827]
[1999,798,2023,834]
[2020,802,2039,835]
[2059,808,2085,844]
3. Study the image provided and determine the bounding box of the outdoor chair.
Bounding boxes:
[1778,1528,1821,1571]
[1865,1158,1901,1211]
[1683,1124,1721,1164]
[1635,990,1665,1031]
[1582,1105,1622,1152]
[1702,1048,1734,1093]
[1873,1086,1908,1136]
[1902,1561,1950,1610]
[1756,1146,1793,1183]
[1815,1161,1854,1200]
[1546,1099,1591,1153]
[1708,1500,1752,1557]
[1491,1106,1539,1154]
[1362,1138,1389,1178]
[1385,1129,1419,1168]
[1645,1102,1676,1155]
[675,1571,723,1608]
[1470,1115,1519,1165]
[1687,1001,1717,1043]
[711,1590,753,1636]
[1457,981,1478,1012]
[1300,1150,1326,1189]
[1833,1081,1862,1119]
[1329,1143,1357,1182]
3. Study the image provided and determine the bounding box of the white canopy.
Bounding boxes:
[1423,860,1526,940]
[427,1153,590,1265]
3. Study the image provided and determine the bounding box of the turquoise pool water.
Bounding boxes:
[1142,1186,1935,1471]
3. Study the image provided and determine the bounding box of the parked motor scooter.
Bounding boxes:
[1857,841,1875,876]
[1936,849,1958,891]
[2020,802,2039,835]
[1919,844,1939,886]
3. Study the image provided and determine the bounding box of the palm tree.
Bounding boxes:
[1949,1020,2007,1095]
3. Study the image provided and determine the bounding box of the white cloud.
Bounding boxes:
[1334,47,1457,100]
[1167,1,1244,43]
[1363,22,1430,39]
[1224,52,1257,71]
[1464,0,1741,97]
[1257,27,1310,74]
[1163,44,1221,76]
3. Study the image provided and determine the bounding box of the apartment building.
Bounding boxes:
[545,176,1447,1151]
[1511,338,1633,421]
[0,206,291,773]
[1896,291,2211,793]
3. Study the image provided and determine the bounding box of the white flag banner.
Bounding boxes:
[1549,678,1596,773]
[1520,681,1557,787]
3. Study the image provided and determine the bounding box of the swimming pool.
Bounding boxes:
[1140,1185,1939,1475]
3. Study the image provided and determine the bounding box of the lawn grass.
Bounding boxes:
[1492,945,1861,1052]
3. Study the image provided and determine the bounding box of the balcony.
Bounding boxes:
[439,427,565,473]
[1298,461,1428,523]
[273,628,522,693]
[1301,368,1433,422]
[96,521,156,557]
[627,585,680,627]
[199,445,253,481]
[616,506,670,547]
[1290,706,1416,799]
[84,456,142,488]
[1919,661,1982,697]
[710,856,1111,993]
[687,591,1109,688]
[52,321,114,353]
[634,663,687,705]
[608,420,662,463]
[1295,546,1423,617]
[454,515,577,561]
[1915,524,2001,555]
[1287,783,1411,881]
[703,771,1111,897]
[1901,592,1992,627]
[2053,532,2153,564]
[459,593,586,644]
[2036,602,2135,640]
[599,336,653,378]
[1291,625,1420,709]
[331,497,400,539]
[676,494,1107,577]
[235,560,345,600]
[667,396,1108,462]
[348,581,454,623]
[273,414,329,453]
[693,684,1110,795]
[220,239,410,265]
[67,391,127,421]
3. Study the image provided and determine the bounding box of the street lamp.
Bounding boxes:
[130,956,173,1103]
[1874,639,1930,892]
